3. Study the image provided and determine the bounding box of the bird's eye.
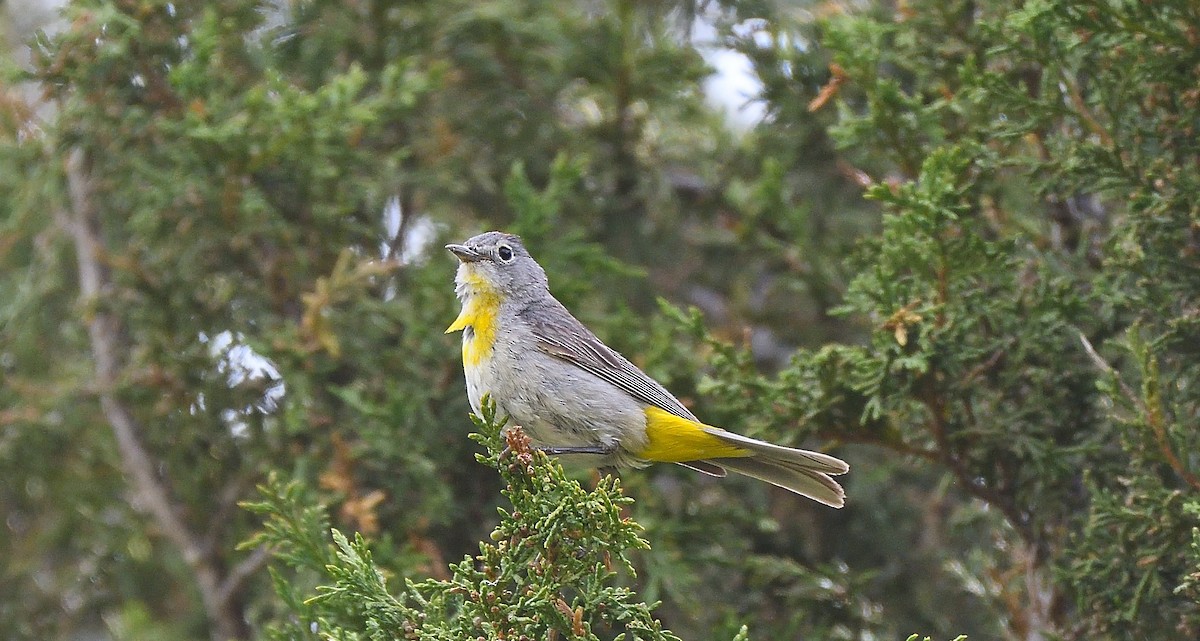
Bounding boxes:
[497,244,514,262]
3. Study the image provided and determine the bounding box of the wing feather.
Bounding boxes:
[519,299,699,422]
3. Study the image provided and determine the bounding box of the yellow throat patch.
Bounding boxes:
[445,272,501,367]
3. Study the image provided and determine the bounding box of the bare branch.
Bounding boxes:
[204,475,253,556]
[961,344,1011,386]
[217,545,272,607]
[65,149,247,641]
[66,149,199,562]
[1077,333,1139,408]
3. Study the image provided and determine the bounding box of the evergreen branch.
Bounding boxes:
[921,385,1031,543]
[1078,333,1200,492]
[248,401,683,640]
[937,428,1028,539]
[838,432,940,463]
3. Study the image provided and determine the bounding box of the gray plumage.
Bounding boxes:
[518,296,700,423]
[446,231,849,507]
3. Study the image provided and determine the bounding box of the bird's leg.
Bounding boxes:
[535,445,617,456]
[498,443,616,460]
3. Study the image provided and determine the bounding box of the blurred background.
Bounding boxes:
[2,0,1198,639]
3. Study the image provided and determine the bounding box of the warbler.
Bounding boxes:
[445,231,848,507]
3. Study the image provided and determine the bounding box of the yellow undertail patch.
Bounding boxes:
[637,406,752,463]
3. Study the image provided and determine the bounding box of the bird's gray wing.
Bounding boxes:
[518,298,700,423]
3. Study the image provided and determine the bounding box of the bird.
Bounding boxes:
[444,231,848,507]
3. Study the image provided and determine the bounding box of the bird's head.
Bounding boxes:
[446,231,549,300]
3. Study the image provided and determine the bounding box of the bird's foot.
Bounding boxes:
[535,445,617,457]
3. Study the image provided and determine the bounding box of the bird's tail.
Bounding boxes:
[702,429,849,508]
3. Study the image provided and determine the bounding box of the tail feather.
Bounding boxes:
[698,428,848,507]
[716,457,846,508]
[639,408,848,506]
[703,428,849,475]
[675,460,727,477]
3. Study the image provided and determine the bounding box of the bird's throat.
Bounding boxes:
[446,272,501,367]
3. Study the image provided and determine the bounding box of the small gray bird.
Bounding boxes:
[445,231,848,507]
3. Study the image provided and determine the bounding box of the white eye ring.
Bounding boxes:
[497,244,514,262]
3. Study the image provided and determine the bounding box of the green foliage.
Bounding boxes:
[696,0,1200,638]
[2,0,1198,640]
[246,402,683,641]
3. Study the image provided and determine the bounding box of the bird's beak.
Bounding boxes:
[446,244,484,263]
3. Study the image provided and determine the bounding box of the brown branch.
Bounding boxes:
[1078,333,1200,491]
[1077,332,1137,403]
[1061,72,1114,148]
[217,545,272,607]
[961,345,1010,385]
[65,149,247,641]
[836,393,1031,537]
[1143,395,1200,491]
[808,62,847,113]
[922,377,1031,542]
[835,431,940,463]
[203,475,253,556]
[835,158,876,189]
[66,149,202,562]
[942,445,1029,537]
